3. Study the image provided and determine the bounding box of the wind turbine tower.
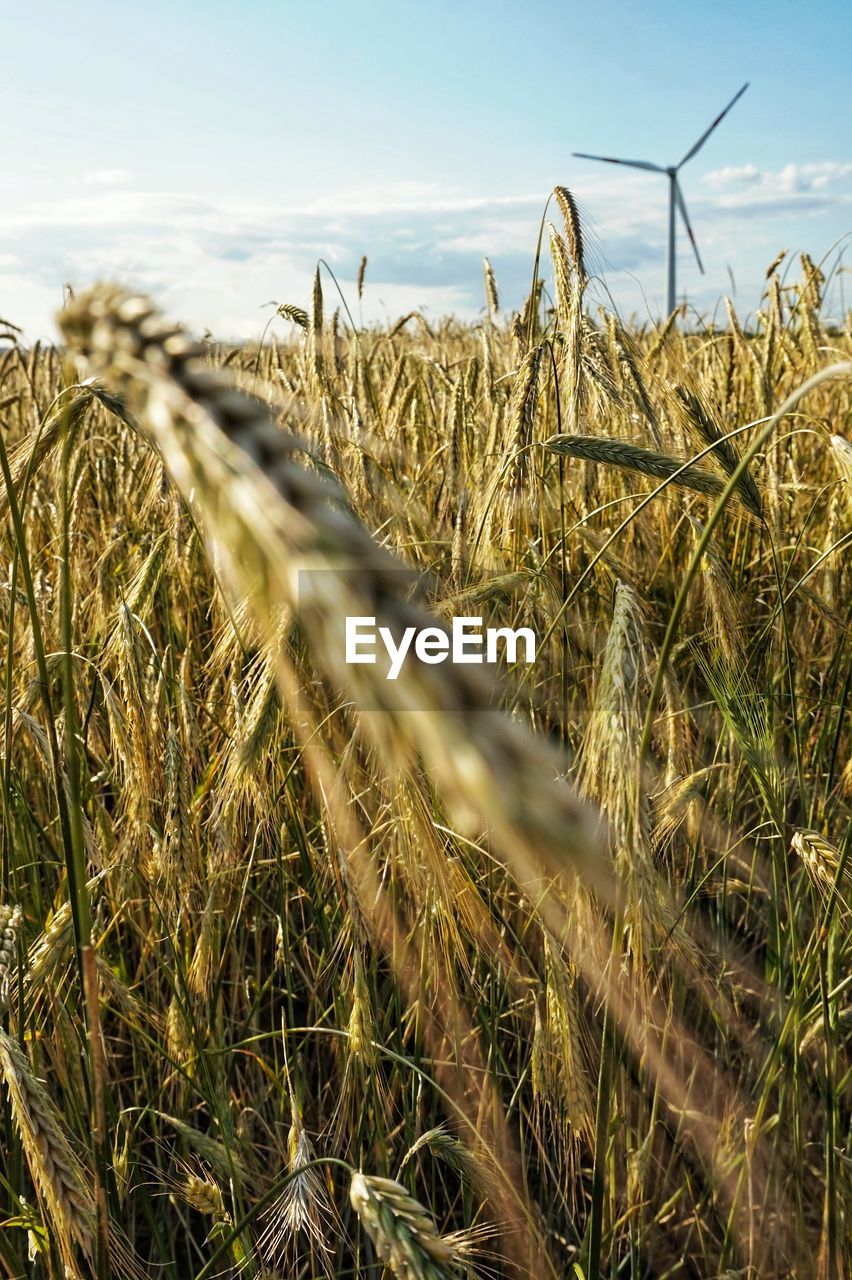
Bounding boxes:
[573,83,749,315]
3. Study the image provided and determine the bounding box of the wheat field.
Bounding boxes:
[0,197,850,1280]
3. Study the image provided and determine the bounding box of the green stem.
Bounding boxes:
[587,910,622,1280]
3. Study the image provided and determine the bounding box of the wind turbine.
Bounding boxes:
[573,83,749,315]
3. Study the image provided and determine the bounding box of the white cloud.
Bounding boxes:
[83,168,132,187]
[702,164,761,188]
[2,161,850,337]
[703,160,852,199]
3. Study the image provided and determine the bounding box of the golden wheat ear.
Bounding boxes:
[0,903,22,1005]
[58,284,606,896]
[0,1029,97,1271]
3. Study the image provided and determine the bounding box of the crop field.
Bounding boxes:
[0,196,850,1279]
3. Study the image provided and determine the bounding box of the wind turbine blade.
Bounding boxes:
[674,180,705,274]
[677,82,749,168]
[572,152,664,172]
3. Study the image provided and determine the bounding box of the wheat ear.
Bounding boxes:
[59,284,605,897]
[0,903,22,1005]
[350,1171,460,1280]
[0,1029,97,1271]
[544,433,729,502]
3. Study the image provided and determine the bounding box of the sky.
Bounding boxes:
[1,0,850,339]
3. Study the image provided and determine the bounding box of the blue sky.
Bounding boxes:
[2,0,850,337]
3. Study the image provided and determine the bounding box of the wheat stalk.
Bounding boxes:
[792,829,850,901]
[543,433,729,501]
[0,903,22,1005]
[59,284,604,894]
[675,385,763,518]
[178,1172,228,1220]
[0,1029,97,1273]
[554,185,585,280]
[482,257,500,315]
[350,1171,460,1280]
[259,1122,333,1271]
